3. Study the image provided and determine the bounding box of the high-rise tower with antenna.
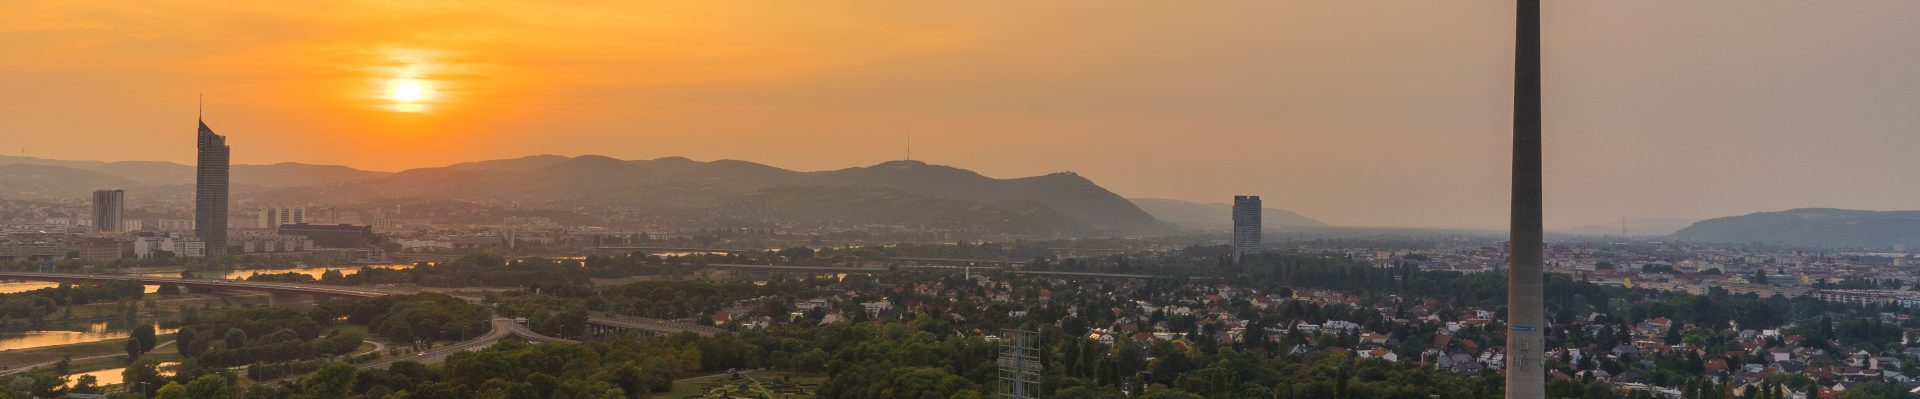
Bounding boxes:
[195,99,231,258]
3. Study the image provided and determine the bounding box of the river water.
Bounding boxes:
[63,361,177,389]
[0,265,413,295]
[0,321,180,352]
[0,265,407,353]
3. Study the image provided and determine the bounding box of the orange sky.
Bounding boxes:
[5,1,1920,229]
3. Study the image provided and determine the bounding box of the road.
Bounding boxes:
[358,318,574,369]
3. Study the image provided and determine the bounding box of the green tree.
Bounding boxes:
[53,354,71,376]
[177,328,200,357]
[153,381,190,399]
[125,337,144,359]
[225,327,249,349]
[183,373,237,399]
[123,360,165,397]
[300,362,358,399]
[133,324,157,352]
[68,375,102,394]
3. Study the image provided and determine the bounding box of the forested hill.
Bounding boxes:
[1669,208,1920,249]
[251,156,1170,235]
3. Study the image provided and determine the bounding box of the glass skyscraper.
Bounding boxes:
[196,119,230,258]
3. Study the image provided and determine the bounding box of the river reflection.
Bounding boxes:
[0,281,60,294]
[0,321,180,352]
[139,265,413,281]
[64,361,177,388]
[0,265,413,295]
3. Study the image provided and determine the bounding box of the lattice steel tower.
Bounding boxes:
[997,329,1040,399]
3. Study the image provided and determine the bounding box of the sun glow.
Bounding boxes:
[385,77,434,113]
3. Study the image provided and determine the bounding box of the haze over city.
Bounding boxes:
[4,1,1918,229]
[11,1,1920,399]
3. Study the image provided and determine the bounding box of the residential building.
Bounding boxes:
[257,206,306,228]
[91,189,124,233]
[276,223,374,248]
[1233,195,1262,261]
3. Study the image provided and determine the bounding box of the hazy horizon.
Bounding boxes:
[7,1,1920,229]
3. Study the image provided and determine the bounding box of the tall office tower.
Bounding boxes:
[91,189,125,233]
[258,206,306,228]
[196,118,231,258]
[1505,0,1546,397]
[1231,195,1262,262]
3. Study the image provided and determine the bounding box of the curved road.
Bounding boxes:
[359,318,577,369]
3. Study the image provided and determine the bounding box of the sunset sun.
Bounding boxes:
[385,78,434,112]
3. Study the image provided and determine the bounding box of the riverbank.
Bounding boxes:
[0,334,179,375]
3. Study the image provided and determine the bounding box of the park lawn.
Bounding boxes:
[664,382,707,399]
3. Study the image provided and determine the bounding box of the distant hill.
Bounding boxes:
[0,164,138,201]
[0,153,1168,235]
[253,156,1168,235]
[1561,218,1696,236]
[442,154,575,173]
[1669,208,1920,249]
[0,154,389,187]
[1128,198,1326,229]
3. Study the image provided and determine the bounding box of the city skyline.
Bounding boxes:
[7,1,1920,230]
[3,3,1920,396]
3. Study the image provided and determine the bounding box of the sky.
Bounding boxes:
[3,1,1918,229]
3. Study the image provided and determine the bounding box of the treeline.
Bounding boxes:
[170,306,360,369]
[298,256,593,287]
[0,281,145,326]
[493,278,832,337]
[142,293,487,383]
[260,318,1504,398]
[140,340,681,399]
[328,293,492,343]
[1217,251,1910,335]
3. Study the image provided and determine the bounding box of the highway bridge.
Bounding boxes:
[889,257,1029,267]
[590,246,756,255]
[697,263,884,273]
[693,263,1181,280]
[587,312,724,337]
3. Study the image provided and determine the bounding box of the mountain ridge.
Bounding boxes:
[0,154,390,187]
[1128,197,1326,229]
[0,153,1170,235]
[250,155,1169,234]
[1560,218,1696,236]
[1669,208,1920,249]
